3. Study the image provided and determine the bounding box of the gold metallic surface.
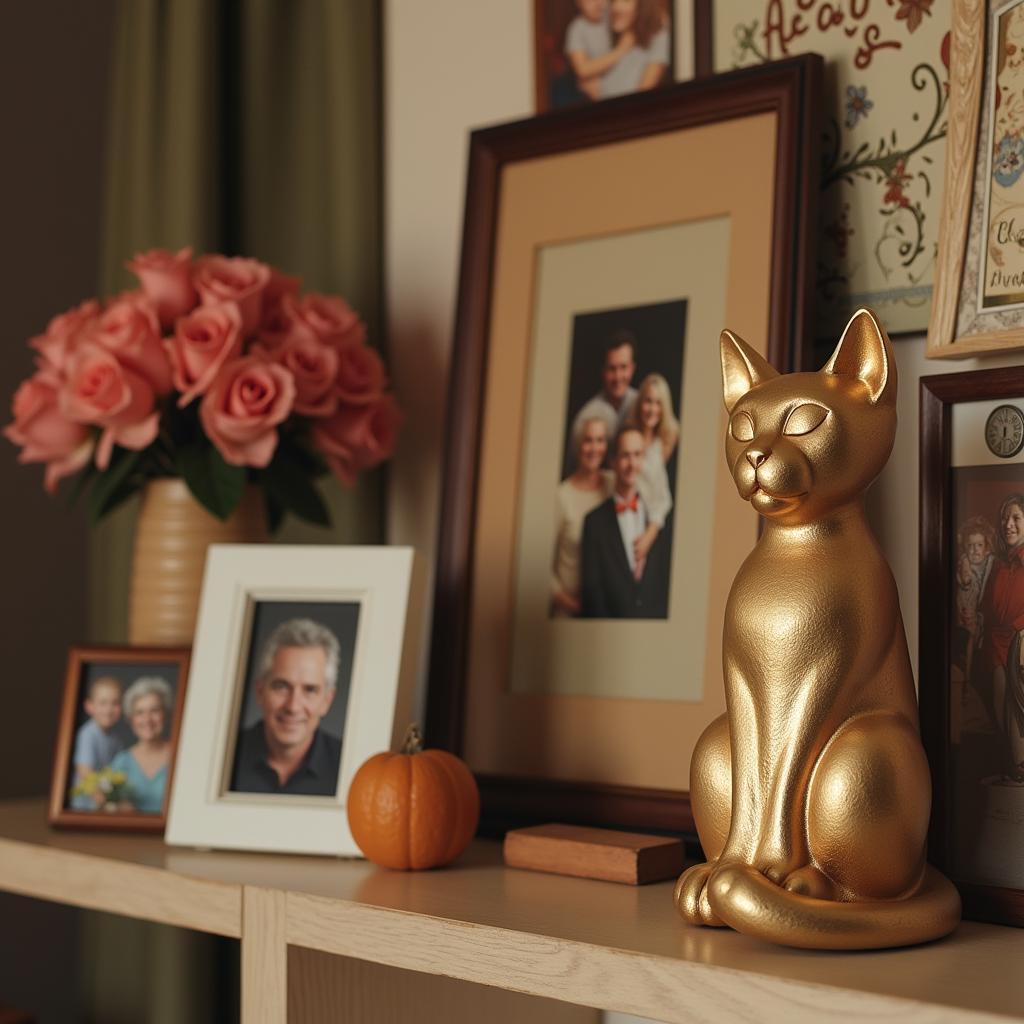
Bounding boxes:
[674,308,961,949]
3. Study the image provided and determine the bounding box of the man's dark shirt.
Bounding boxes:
[230,722,342,796]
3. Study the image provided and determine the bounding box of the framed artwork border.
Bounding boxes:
[49,645,191,833]
[920,367,1024,926]
[427,56,822,835]
[928,0,1024,358]
[165,544,417,856]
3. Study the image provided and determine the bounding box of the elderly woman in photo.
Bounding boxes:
[552,416,615,616]
[109,677,174,813]
[624,372,679,571]
[982,493,1024,782]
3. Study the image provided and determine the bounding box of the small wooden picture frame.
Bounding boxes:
[920,367,1024,925]
[49,645,190,833]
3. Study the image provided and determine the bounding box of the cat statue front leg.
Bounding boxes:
[674,309,961,950]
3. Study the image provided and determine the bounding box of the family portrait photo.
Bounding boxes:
[948,460,1024,891]
[50,647,188,830]
[553,299,685,621]
[226,600,359,799]
[534,0,675,111]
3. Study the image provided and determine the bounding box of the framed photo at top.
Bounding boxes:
[920,368,1024,926]
[703,0,951,338]
[534,0,710,111]
[428,57,821,834]
[928,0,1024,358]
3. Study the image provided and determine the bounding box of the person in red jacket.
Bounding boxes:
[982,493,1024,781]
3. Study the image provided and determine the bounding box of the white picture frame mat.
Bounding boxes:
[166,544,414,856]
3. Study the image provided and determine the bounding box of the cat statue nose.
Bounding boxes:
[746,447,767,469]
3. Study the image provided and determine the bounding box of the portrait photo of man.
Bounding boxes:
[580,426,670,618]
[229,614,351,797]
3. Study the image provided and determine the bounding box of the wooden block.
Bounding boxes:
[503,823,684,885]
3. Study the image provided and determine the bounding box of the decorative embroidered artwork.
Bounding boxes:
[713,1,950,335]
[979,0,1024,311]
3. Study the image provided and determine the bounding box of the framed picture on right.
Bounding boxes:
[929,0,1024,358]
[921,367,1024,926]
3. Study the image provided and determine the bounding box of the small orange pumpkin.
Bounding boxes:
[347,724,480,869]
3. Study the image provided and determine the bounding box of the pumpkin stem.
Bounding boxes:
[401,723,424,755]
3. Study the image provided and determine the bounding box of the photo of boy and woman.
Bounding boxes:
[948,463,1024,889]
[552,299,685,620]
[63,658,183,818]
[536,0,674,111]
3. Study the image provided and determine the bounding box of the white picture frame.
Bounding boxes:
[166,544,416,856]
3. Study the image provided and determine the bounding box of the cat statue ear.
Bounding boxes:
[720,329,779,413]
[823,307,896,406]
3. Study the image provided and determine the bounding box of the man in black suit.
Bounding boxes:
[580,427,670,619]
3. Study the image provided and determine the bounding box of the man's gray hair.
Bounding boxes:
[257,618,340,690]
[123,676,174,718]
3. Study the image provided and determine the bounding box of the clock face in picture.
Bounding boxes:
[985,404,1024,458]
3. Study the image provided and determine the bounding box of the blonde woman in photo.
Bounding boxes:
[552,416,615,616]
[625,372,679,572]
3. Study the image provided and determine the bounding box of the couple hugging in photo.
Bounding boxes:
[564,0,670,101]
[552,331,677,619]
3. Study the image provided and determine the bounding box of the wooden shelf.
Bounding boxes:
[0,797,1021,1023]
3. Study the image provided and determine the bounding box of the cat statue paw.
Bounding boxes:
[674,308,960,949]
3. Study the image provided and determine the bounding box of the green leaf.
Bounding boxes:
[176,444,246,521]
[262,449,330,527]
[89,449,142,524]
[65,460,97,508]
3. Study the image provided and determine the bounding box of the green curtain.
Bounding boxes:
[85,2,382,1021]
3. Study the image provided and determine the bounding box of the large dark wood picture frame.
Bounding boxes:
[428,56,821,836]
[921,368,1024,927]
[50,645,190,833]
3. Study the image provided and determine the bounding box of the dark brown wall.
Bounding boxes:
[0,2,116,1020]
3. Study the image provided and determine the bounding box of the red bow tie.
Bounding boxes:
[615,495,639,514]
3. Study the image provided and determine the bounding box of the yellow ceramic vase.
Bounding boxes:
[128,479,267,646]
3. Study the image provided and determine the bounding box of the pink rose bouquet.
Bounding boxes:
[5,249,401,527]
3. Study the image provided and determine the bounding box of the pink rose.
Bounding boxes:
[255,327,338,417]
[60,345,159,470]
[29,299,101,376]
[194,255,271,334]
[4,375,94,494]
[125,247,197,327]
[165,302,243,407]
[335,343,386,405]
[312,393,402,486]
[199,356,295,467]
[94,295,173,395]
[292,293,366,347]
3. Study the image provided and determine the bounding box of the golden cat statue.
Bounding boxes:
[674,308,961,949]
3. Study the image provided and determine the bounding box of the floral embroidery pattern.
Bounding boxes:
[883,159,913,208]
[845,86,873,128]
[994,133,1024,189]
[891,0,934,35]
[722,2,948,335]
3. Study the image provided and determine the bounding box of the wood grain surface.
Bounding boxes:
[1,798,1022,1022]
[504,823,684,884]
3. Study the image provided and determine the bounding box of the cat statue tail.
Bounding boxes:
[705,864,962,950]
